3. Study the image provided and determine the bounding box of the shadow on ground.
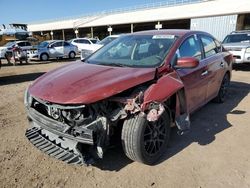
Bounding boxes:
[0,72,45,86]
[0,57,79,68]
[94,81,250,171]
[233,63,250,71]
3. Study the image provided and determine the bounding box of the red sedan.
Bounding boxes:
[24,30,233,165]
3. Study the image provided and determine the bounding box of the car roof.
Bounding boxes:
[230,30,250,34]
[72,38,89,40]
[16,40,30,43]
[44,40,64,43]
[131,29,206,38]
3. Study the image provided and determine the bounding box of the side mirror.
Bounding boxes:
[174,57,199,69]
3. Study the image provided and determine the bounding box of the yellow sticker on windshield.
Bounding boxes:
[152,35,175,39]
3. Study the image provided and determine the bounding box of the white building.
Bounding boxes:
[28,0,250,41]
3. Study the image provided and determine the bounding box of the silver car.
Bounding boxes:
[28,40,78,61]
[0,41,32,59]
[222,31,250,64]
[81,35,120,60]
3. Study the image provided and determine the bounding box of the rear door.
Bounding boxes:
[49,42,63,58]
[24,42,32,50]
[78,39,91,50]
[199,34,225,101]
[176,35,210,112]
[63,42,71,56]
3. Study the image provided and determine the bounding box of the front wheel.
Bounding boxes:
[69,51,76,59]
[121,110,171,165]
[40,53,49,61]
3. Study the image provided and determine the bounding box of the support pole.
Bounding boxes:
[62,29,65,40]
[91,27,94,38]
[131,23,134,33]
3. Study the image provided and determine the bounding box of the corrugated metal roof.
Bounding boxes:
[28,0,250,32]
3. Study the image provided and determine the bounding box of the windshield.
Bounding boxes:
[4,42,15,47]
[38,41,49,48]
[98,36,118,46]
[223,33,250,43]
[87,34,177,68]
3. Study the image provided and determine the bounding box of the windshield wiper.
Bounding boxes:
[98,62,127,67]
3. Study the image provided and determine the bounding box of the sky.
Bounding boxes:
[0,0,171,24]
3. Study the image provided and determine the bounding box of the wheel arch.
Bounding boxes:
[141,72,187,115]
[40,52,49,60]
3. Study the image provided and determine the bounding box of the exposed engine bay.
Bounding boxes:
[25,85,155,164]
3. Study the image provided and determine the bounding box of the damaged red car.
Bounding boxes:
[24,30,233,165]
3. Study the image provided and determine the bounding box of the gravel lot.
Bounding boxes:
[0,59,249,188]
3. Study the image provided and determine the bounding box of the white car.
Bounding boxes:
[0,41,32,59]
[222,31,250,64]
[80,35,120,60]
[69,38,99,53]
[27,40,78,61]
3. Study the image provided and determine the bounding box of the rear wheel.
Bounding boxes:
[69,51,76,59]
[40,53,49,61]
[214,73,230,103]
[121,110,171,165]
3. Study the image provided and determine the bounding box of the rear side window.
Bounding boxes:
[200,36,217,58]
[51,42,63,47]
[74,39,80,43]
[17,42,25,47]
[64,42,70,46]
[79,39,91,44]
[178,36,202,60]
[214,40,222,52]
[25,42,31,46]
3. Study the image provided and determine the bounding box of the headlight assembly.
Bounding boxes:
[24,88,33,107]
[245,47,250,53]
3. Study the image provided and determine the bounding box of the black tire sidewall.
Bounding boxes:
[69,51,75,59]
[137,111,171,165]
[41,53,48,61]
[218,74,230,103]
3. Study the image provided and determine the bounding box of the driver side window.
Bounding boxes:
[178,36,202,60]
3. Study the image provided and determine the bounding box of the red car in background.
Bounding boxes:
[24,30,233,165]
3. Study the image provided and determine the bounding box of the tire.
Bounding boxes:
[69,51,76,59]
[214,73,230,103]
[121,110,171,165]
[40,53,49,61]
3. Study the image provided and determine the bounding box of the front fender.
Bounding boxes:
[142,72,184,110]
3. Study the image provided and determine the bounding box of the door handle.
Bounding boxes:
[220,62,225,67]
[201,70,208,76]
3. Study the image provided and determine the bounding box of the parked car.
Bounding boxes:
[24,30,233,165]
[27,40,78,61]
[81,35,120,60]
[222,30,250,64]
[69,38,99,53]
[0,40,32,60]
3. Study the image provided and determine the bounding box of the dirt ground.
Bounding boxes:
[0,59,249,188]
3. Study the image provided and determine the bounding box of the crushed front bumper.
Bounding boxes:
[26,127,85,164]
[25,106,108,165]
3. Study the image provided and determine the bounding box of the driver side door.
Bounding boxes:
[176,35,210,112]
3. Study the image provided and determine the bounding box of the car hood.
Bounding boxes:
[223,42,250,49]
[29,61,156,104]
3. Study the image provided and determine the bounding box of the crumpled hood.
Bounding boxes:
[29,61,156,104]
[223,42,250,49]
